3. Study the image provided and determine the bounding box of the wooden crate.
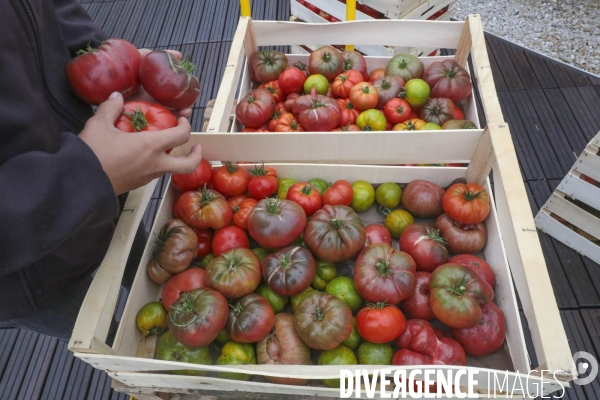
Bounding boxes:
[68,16,576,398]
[290,0,453,57]
[535,131,600,265]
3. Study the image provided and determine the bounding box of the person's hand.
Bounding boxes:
[80,92,202,195]
[126,48,193,119]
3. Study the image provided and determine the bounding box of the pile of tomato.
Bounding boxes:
[66,37,200,133]
[236,45,477,135]
[135,161,507,386]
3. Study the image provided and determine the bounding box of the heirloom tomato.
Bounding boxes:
[375,182,402,208]
[139,50,200,109]
[401,180,445,217]
[278,66,307,95]
[420,98,455,125]
[356,303,406,343]
[373,76,405,109]
[114,101,177,134]
[275,113,304,132]
[450,302,506,356]
[236,88,276,128]
[382,209,414,239]
[212,162,250,196]
[307,178,329,194]
[294,291,353,350]
[368,68,386,83]
[308,46,343,81]
[435,214,487,254]
[399,223,448,272]
[442,183,490,224]
[255,283,288,313]
[331,70,364,98]
[287,182,322,215]
[448,254,495,288]
[322,180,353,206]
[66,38,141,105]
[325,276,363,312]
[318,345,357,388]
[226,293,275,343]
[304,205,366,262]
[232,198,257,231]
[357,342,394,365]
[404,79,430,108]
[350,180,375,212]
[336,98,359,127]
[384,98,412,124]
[303,74,329,95]
[156,331,211,376]
[340,50,368,79]
[401,271,435,320]
[212,226,249,257]
[277,178,298,199]
[261,80,285,102]
[332,123,361,132]
[290,286,316,313]
[392,118,426,131]
[349,82,379,111]
[216,342,257,381]
[136,302,167,338]
[442,119,477,130]
[311,259,338,290]
[423,60,473,103]
[250,50,287,83]
[168,288,228,347]
[227,194,248,209]
[343,318,362,350]
[284,92,300,111]
[356,109,386,131]
[354,243,417,304]
[171,158,213,192]
[364,224,392,248]
[248,164,278,199]
[419,122,442,130]
[179,187,232,230]
[162,268,207,310]
[293,88,342,131]
[453,106,465,120]
[429,264,494,328]
[385,54,424,81]
[262,246,316,296]
[248,198,307,249]
[206,248,262,300]
[147,219,197,284]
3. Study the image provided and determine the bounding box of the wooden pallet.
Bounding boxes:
[68,16,576,398]
[535,131,600,265]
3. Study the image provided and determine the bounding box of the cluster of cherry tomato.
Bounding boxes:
[135,160,507,386]
[66,38,200,133]
[236,46,477,135]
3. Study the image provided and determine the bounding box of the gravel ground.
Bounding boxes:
[451,0,600,76]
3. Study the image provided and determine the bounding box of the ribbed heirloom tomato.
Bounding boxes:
[250,50,288,83]
[340,50,368,79]
[399,223,448,272]
[349,82,379,111]
[248,198,307,249]
[308,46,343,81]
[162,268,207,310]
[226,293,275,343]
[261,80,285,103]
[206,248,262,300]
[262,246,316,296]
[442,183,490,224]
[336,99,359,127]
[115,101,178,135]
[146,219,197,284]
[179,187,232,230]
[236,88,276,128]
[373,76,405,109]
[331,70,364,98]
[232,198,257,231]
[292,88,341,131]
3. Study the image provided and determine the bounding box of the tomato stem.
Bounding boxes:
[375,259,391,277]
[313,306,325,321]
[200,185,217,206]
[462,190,485,201]
[265,198,282,215]
[447,69,457,79]
[179,54,196,74]
[343,60,352,72]
[380,79,391,90]
[328,218,345,230]
[300,185,313,196]
[225,161,239,173]
[426,228,448,250]
[251,162,268,176]
[279,253,292,270]
[75,42,96,56]
[377,205,391,217]
[122,107,148,131]
[231,303,244,317]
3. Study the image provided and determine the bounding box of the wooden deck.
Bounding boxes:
[1,1,599,399]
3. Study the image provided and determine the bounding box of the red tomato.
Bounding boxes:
[206,248,262,300]
[284,92,301,112]
[364,224,392,247]
[401,271,435,320]
[114,101,177,133]
[236,88,276,129]
[450,302,506,356]
[384,98,412,124]
[443,183,490,224]
[261,80,285,103]
[448,254,495,288]
[193,228,214,258]
[212,226,249,257]
[292,89,342,131]
[171,158,213,192]
[275,113,305,132]
[162,268,207,310]
[212,162,250,197]
[308,46,343,81]
[356,303,406,343]
[332,70,364,98]
[262,246,316,296]
[172,195,182,219]
[435,214,487,254]
[349,82,379,111]
[232,198,258,231]
[248,164,278,199]
[399,223,448,272]
[322,180,353,206]
[248,198,307,249]
[278,66,307,94]
[286,182,322,215]
[453,105,465,120]
[226,293,275,343]
[66,38,142,105]
[139,50,200,109]
[179,187,233,230]
[401,180,445,218]
[337,98,360,127]
[340,51,368,81]
[227,194,249,209]
[368,68,386,83]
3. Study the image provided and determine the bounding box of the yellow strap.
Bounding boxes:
[345,0,356,51]
[240,0,251,17]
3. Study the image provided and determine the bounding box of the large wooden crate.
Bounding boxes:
[535,131,600,264]
[68,16,576,398]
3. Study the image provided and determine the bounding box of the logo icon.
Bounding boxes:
[573,351,598,386]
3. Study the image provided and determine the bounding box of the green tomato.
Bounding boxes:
[342,318,362,350]
[318,345,357,388]
[356,342,393,365]
[200,253,215,269]
[304,74,329,95]
[252,247,272,262]
[375,183,402,208]
[216,341,256,381]
[255,282,289,313]
[325,276,363,312]
[350,180,375,212]
[156,331,211,376]
[356,109,386,131]
[308,178,329,194]
[136,301,167,339]
[384,209,414,239]
[311,260,338,291]
[290,286,317,313]
[277,178,298,199]
[419,122,442,130]
[215,328,231,345]
[405,79,430,108]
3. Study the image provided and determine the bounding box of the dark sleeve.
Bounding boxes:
[52,0,107,57]
[0,132,120,276]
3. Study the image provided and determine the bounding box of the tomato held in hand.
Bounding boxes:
[443,183,490,224]
[115,101,178,134]
[248,198,307,249]
[67,38,142,105]
[226,293,275,343]
[399,223,448,272]
[179,187,232,230]
[248,164,278,199]
[171,158,213,192]
[212,162,250,197]
[286,182,322,216]
[356,303,406,343]
[232,198,257,231]
[212,226,249,257]
[139,51,201,109]
[162,268,207,310]
[322,180,353,206]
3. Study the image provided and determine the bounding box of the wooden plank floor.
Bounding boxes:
[1,1,599,399]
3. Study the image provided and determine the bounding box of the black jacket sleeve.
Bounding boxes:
[52,0,107,56]
[0,133,119,276]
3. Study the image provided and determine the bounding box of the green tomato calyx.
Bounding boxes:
[122,107,148,131]
[313,306,325,321]
[375,259,391,277]
[231,303,245,317]
[265,198,282,215]
[462,190,485,201]
[301,185,313,196]
[225,161,239,173]
[279,253,293,270]
[329,218,346,230]
[75,42,96,55]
